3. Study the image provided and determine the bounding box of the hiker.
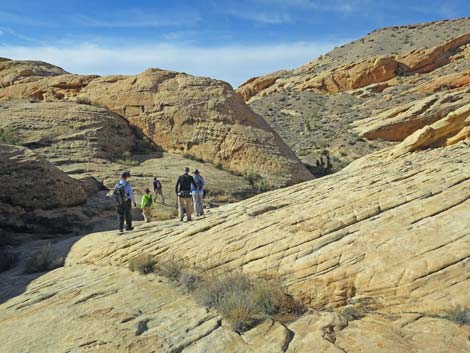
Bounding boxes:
[153,176,165,205]
[141,188,154,223]
[175,167,197,221]
[191,169,205,217]
[113,171,136,233]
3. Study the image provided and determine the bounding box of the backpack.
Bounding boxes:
[113,182,129,206]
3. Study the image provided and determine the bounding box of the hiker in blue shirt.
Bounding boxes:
[113,171,136,233]
[191,169,205,217]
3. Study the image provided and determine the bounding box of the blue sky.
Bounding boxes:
[0,0,468,86]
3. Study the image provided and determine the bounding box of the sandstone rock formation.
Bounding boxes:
[0,59,67,88]
[0,144,90,240]
[0,100,137,162]
[391,104,470,157]
[353,89,470,141]
[1,112,469,351]
[0,64,312,186]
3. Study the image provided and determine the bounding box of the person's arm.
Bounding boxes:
[175,177,180,195]
[191,176,197,190]
[127,184,136,205]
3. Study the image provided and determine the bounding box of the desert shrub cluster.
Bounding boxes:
[129,255,306,332]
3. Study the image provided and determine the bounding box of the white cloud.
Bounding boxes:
[0,41,341,87]
[225,8,292,24]
[74,9,201,28]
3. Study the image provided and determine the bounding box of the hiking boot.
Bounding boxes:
[126,227,134,231]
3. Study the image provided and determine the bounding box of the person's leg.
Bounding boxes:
[143,207,151,222]
[185,197,193,221]
[198,191,204,215]
[192,193,199,216]
[125,201,133,230]
[117,206,125,232]
[159,189,165,205]
[178,196,184,221]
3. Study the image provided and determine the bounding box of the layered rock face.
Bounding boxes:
[0,100,137,163]
[1,111,469,351]
[0,144,89,239]
[0,66,313,187]
[241,18,470,171]
[0,59,67,87]
[353,89,470,141]
[238,33,470,98]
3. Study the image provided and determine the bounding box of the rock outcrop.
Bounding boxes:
[391,104,470,157]
[238,34,470,98]
[0,144,90,239]
[353,89,470,141]
[1,111,469,351]
[0,59,67,88]
[0,64,312,187]
[0,100,137,162]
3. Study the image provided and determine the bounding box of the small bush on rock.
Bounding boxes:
[154,258,184,281]
[0,128,22,145]
[129,255,155,274]
[445,306,470,326]
[24,245,64,274]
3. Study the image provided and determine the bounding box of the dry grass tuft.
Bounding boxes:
[129,254,155,274]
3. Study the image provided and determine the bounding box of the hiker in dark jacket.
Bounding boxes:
[175,167,197,221]
[153,176,165,205]
[113,171,136,233]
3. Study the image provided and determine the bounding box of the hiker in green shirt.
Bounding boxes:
[141,188,154,223]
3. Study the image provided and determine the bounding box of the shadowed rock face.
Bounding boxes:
[0,66,313,187]
[0,144,89,237]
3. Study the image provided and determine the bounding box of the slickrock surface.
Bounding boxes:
[1,135,469,352]
[0,66,313,187]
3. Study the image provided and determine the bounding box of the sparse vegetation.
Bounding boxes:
[444,306,470,326]
[244,171,271,193]
[129,254,155,274]
[0,249,18,272]
[131,257,306,333]
[339,306,365,321]
[24,244,64,274]
[182,153,205,163]
[0,128,22,145]
[114,151,140,166]
[195,272,306,332]
[76,96,92,105]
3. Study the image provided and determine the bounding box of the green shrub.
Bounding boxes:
[195,272,305,332]
[179,271,200,293]
[114,151,140,166]
[154,258,184,281]
[0,128,22,145]
[339,306,365,321]
[129,254,155,274]
[76,96,91,105]
[444,306,470,326]
[243,171,271,193]
[24,244,64,274]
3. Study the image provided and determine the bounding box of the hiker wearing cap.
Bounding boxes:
[141,188,154,223]
[112,171,136,233]
[153,176,165,205]
[191,169,205,217]
[175,167,197,221]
